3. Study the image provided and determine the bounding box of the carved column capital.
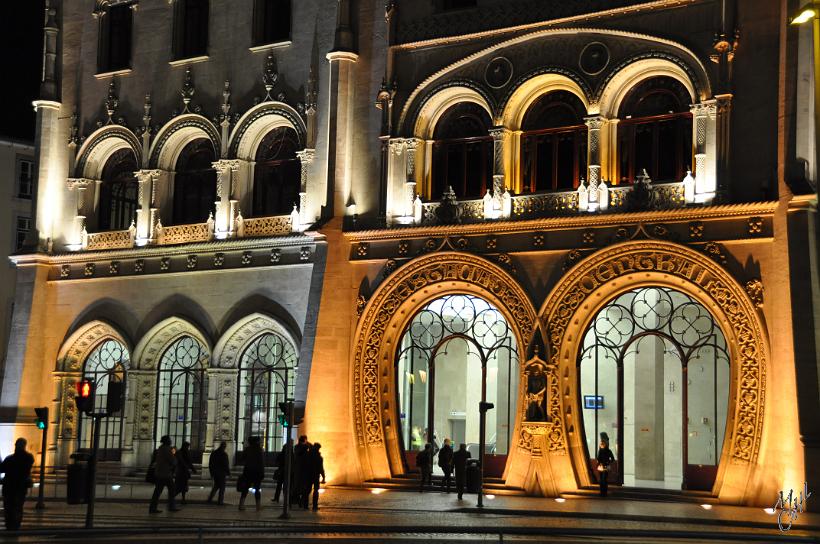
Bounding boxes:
[134,169,162,183]
[388,137,405,156]
[295,148,316,164]
[584,115,607,131]
[211,159,240,173]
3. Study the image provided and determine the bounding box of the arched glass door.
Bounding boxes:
[579,287,729,491]
[396,295,519,478]
[155,335,208,462]
[236,332,297,463]
[78,339,128,461]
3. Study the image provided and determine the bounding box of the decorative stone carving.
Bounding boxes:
[300,247,311,262]
[562,249,583,272]
[356,295,367,318]
[241,215,291,238]
[84,263,96,277]
[56,321,130,372]
[241,251,252,266]
[745,279,764,308]
[485,57,513,89]
[134,259,145,273]
[60,378,79,439]
[187,255,197,270]
[486,236,497,250]
[356,243,369,258]
[398,240,409,256]
[582,230,595,245]
[211,314,296,370]
[747,216,764,236]
[383,259,398,277]
[213,253,225,267]
[160,257,170,271]
[533,234,545,248]
[703,242,727,265]
[109,261,120,275]
[524,355,549,422]
[270,249,281,264]
[689,221,704,240]
[60,265,71,279]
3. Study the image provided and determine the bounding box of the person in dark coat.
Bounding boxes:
[596,439,615,497]
[207,441,230,505]
[416,443,433,492]
[453,443,471,500]
[239,436,265,511]
[149,435,179,513]
[272,444,287,503]
[437,438,454,492]
[0,438,34,530]
[292,435,310,507]
[174,441,196,503]
[306,442,326,511]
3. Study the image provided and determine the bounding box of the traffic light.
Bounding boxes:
[75,378,96,415]
[479,401,495,413]
[278,401,292,427]
[34,407,48,430]
[106,381,124,414]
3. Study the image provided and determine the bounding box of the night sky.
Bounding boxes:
[3,1,45,141]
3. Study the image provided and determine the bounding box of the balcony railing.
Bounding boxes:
[84,229,135,251]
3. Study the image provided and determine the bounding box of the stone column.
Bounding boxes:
[134,169,161,244]
[326,50,359,218]
[386,138,405,221]
[585,116,606,187]
[296,149,316,228]
[212,160,240,238]
[489,127,511,194]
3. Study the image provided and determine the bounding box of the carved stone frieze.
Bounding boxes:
[745,279,764,308]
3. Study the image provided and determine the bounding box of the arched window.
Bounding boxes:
[252,127,301,217]
[431,103,493,200]
[396,295,519,478]
[98,148,139,232]
[617,76,693,184]
[155,335,208,461]
[236,332,297,459]
[78,340,128,461]
[173,0,209,60]
[172,138,217,225]
[521,91,588,192]
[578,287,729,491]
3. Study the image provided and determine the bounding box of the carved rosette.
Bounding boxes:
[353,252,537,449]
[214,373,236,441]
[135,372,156,440]
[59,377,79,439]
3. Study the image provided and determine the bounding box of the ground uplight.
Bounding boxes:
[555,497,566,503]
[485,494,495,500]
[371,488,387,495]
[764,507,776,515]
[700,504,712,510]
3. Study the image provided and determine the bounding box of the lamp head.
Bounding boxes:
[791,5,816,25]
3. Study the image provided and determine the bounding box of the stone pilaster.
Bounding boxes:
[691,100,718,201]
[714,94,732,199]
[207,369,238,462]
[326,50,359,219]
[66,178,92,247]
[296,149,316,228]
[130,370,157,468]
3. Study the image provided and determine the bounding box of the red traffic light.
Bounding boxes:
[77,379,94,398]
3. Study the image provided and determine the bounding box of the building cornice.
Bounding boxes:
[344,202,779,242]
[392,0,703,51]
[10,231,326,266]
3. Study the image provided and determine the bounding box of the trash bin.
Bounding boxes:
[66,453,90,504]
[465,459,481,494]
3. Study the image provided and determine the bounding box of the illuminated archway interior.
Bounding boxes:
[579,287,729,491]
[396,294,519,477]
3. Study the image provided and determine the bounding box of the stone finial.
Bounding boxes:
[105,79,119,124]
[180,66,196,113]
[263,52,278,102]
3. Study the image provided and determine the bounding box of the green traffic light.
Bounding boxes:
[36,420,45,430]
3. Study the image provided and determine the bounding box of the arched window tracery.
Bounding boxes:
[155,335,208,461]
[236,332,297,458]
[78,339,128,461]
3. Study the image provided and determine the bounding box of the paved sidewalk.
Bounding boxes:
[7,484,819,540]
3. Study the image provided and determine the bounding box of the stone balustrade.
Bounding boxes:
[84,228,135,251]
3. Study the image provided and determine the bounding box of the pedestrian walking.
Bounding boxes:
[0,438,34,530]
[298,442,314,509]
[596,438,615,497]
[272,444,286,503]
[416,443,433,492]
[149,435,179,513]
[207,441,230,505]
[453,443,471,500]
[307,442,326,511]
[238,436,265,511]
[438,438,454,492]
[292,435,310,507]
[174,441,196,503]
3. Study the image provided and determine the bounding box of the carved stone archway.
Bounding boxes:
[352,251,537,480]
[507,240,768,503]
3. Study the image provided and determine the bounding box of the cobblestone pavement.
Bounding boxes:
[3,485,818,543]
